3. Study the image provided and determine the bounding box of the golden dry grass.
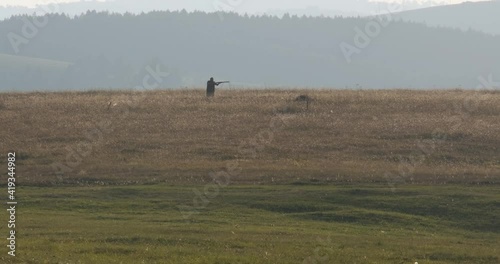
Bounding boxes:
[1,89,499,186]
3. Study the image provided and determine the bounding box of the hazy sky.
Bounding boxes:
[0,0,484,9]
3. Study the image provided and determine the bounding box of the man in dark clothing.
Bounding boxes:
[206,77,219,97]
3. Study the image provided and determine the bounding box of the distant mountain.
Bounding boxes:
[263,1,448,18]
[393,1,500,36]
[0,11,499,91]
[0,0,457,21]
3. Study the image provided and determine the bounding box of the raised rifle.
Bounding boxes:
[216,81,230,85]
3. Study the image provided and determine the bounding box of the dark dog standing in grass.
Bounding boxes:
[295,95,311,110]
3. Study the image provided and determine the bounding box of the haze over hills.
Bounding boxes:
[0,0,480,20]
[261,1,455,17]
[393,0,500,36]
[0,9,499,91]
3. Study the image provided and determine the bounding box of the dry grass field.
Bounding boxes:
[1,89,499,186]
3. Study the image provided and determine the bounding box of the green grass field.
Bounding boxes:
[0,53,71,73]
[6,184,499,263]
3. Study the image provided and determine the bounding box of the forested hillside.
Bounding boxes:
[1,11,499,90]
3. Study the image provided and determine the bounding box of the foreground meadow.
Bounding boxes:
[6,184,500,263]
